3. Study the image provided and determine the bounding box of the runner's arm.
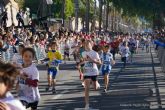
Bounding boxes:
[25,79,38,87]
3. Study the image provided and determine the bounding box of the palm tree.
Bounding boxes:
[74,0,79,31]
[99,0,103,33]
[105,0,109,31]
[85,0,90,32]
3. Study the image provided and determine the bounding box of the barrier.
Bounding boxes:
[155,40,165,72]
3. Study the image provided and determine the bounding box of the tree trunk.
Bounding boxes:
[105,1,109,31]
[111,7,114,31]
[62,0,65,27]
[74,0,79,31]
[85,0,90,33]
[92,0,97,31]
[99,0,103,33]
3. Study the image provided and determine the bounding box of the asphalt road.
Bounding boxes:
[35,47,165,110]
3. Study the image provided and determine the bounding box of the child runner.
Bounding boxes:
[17,48,40,110]
[0,61,25,110]
[45,42,63,94]
[100,45,115,92]
[63,39,70,64]
[77,39,86,86]
[128,38,136,63]
[78,40,101,109]
[119,42,130,68]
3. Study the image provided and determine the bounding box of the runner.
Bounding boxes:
[100,45,115,92]
[44,42,63,94]
[63,38,70,64]
[78,40,101,109]
[119,41,130,68]
[17,48,40,110]
[135,36,140,54]
[145,36,151,53]
[128,37,136,63]
[77,38,86,87]
[0,61,25,110]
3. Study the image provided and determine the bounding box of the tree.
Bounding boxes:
[78,0,96,31]
[109,0,165,29]
[99,0,103,32]
[65,0,74,19]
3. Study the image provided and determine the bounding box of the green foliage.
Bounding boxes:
[52,0,63,18]
[109,0,165,22]
[65,0,74,19]
[15,0,25,9]
[24,0,39,14]
[15,0,97,21]
[78,0,97,20]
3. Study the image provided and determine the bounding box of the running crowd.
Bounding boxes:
[0,24,156,110]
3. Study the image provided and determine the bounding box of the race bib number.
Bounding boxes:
[103,61,109,71]
[84,62,95,73]
[50,61,58,67]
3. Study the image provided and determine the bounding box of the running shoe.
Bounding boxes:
[52,88,56,94]
[96,82,100,90]
[104,88,108,93]
[82,82,85,88]
[45,86,50,92]
[84,104,90,110]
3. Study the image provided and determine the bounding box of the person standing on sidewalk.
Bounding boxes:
[16,10,24,27]
[1,9,8,28]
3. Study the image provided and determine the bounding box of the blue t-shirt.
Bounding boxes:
[100,52,113,72]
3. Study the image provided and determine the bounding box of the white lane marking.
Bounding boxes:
[52,90,68,100]
[74,108,99,110]
[45,108,52,110]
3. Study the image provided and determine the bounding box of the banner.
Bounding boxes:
[154,40,165,47]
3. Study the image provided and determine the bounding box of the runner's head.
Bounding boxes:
[103,45,110,53]
[123,41,128,47]
[81,38,86,47]
[85,40,93,51]
[22,48,36,66]
[0,61,19,97]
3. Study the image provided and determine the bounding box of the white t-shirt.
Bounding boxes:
[82,50,100,76]
[0,92,26,110]
[12,53,23,68]
[135,40,139,47]
[120,46,130,57]
[18,64,40,103]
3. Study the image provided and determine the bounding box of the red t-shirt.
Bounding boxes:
[99,40,107,46]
